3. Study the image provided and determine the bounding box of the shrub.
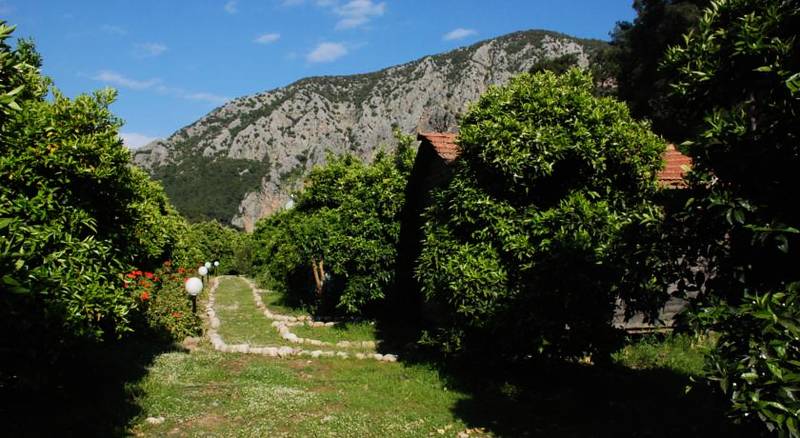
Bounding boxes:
[415,70,667,362]
[129,262,203,341]
[664,0,800,433]
[0,22,190,385]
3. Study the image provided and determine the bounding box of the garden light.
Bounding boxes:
[198,266,208,276]
[185,276,203,313]
[204,261,212,269]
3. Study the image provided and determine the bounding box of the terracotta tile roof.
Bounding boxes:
[418,132,692,187]
[418,132,459,163]
[658,144,692,188]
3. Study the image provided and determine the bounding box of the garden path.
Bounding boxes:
[205,275,399,362]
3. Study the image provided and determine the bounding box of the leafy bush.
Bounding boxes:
[0,23,190,384]
[253,134,415,316]
[128,262,203,341]
[664,0,800,433]
[704,285,800,435]
[176,220,254,275]
[415,70,667,362]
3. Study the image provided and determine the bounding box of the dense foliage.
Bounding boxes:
[664,0,800,433]
[607,0,710,139]
[179,220,255,275]
[415,70,667,362]
[0,23,198,387]
[128,261,203,340]
[253,135,414,316]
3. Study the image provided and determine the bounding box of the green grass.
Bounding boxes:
[612,333,716,376]
[130,349,472,437]
[214,277,285,346]
[8,276,754,437]
[261,290,310,317]
[291,321,379,345]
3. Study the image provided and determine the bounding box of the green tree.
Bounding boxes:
[253,134,415,315]
[664,0,800,433]
[415,70,667,362]
[0,22,188,384]
[608,0,710,139]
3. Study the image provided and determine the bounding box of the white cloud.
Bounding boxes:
[307,42,348,63]
[254,32,281,44]
[181,92,230,105]
[333,0,385,30]
[92,70,229,105]
[120,132,158,149]
[92,70,160,90]
[224,0,238,14]
[101,24,127,36]
[134,42,168,57]
[443,28,477,41]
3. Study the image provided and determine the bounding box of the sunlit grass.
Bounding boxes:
[612,333,716,376]
[130,348,472,437]
[292,321,378,345]
[214,277,285,346]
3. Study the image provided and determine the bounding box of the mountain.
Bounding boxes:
[132,30,606,231]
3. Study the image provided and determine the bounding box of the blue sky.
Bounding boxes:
[3,1,635,148]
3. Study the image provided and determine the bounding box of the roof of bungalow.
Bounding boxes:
[417,132,692,187]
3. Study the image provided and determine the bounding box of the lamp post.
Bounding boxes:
[185,277,203,314]
[213,260,219,276]
[199,265,209,285]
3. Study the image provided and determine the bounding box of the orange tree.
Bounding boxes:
[664,0,800,433]
[0,23,188,384]
[415,70,667,363]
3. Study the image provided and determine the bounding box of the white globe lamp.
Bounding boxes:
[204,261,212,269]
[185,276,203,313]
[198,266,208,276]
[185,277,203,297]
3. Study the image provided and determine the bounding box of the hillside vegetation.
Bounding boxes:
[133,30,607,229]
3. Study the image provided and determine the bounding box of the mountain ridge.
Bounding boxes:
[132,29,607,230]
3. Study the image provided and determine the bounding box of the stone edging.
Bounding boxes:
[205,276,398,362]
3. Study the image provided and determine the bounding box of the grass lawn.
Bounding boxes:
[215,276,285,346]
[9,277,755,437]
[130,349,472,437]
[261,290,310,317]
[291,321,379,345]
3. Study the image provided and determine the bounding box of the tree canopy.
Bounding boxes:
[415,70,667,362]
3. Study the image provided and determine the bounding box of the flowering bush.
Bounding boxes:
[125,262,202,341]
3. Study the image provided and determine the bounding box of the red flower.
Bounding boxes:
[144,272,154,279]
[153,276,160,282]
[126,273,136,279]
[171,311,182,318]
[122,282,129,289]
[140,291,150,301]
[177,267,186,274]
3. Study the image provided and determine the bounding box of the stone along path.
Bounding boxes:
[205,276,398,362]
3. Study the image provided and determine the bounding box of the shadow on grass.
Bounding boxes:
[442,359,762,437]
[374,319,762,437]
[0,335,180,437]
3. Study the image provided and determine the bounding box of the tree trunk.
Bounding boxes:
[311,258,325,298]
